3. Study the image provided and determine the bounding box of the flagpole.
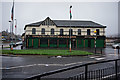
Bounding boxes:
[69,6,72,52]
[11,0,14,50]
[15,19,17,46]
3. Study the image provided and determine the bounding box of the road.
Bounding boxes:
[1,46,120,80]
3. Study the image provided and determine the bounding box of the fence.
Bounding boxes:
[24,59,120,80]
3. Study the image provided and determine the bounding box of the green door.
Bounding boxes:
[28,38,32,48]
[85,39,88,47]
[96,39,104,48]
[33,38,39,48]
[77,39,84,48]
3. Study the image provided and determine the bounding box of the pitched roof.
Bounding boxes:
[53,20,105,27]
[24,17,106,30]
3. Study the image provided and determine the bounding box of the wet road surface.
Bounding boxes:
[1,46,120,80]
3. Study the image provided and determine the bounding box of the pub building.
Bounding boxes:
[22,17,106,48]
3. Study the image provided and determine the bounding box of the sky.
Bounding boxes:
[1,0,119,36]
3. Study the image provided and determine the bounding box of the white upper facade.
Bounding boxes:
[24,17,106,36]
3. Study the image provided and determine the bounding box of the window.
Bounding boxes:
[32,28,36,34]
[41,28,45,34]
[51,28,54,35]
[78,29,81,35]
[96,29,100,35]
[69,29,73,36]
[87,29,90,35]
[60,29,63,35]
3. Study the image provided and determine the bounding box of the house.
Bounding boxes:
[23,17,106,48]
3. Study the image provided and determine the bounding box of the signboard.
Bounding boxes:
[28,35,76,38]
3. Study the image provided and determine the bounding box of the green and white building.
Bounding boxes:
[22,17,106,48]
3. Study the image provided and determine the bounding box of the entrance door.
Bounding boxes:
[33,38,39,48]
[28,38,32,48]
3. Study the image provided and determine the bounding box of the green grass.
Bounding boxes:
[1,49,93,56]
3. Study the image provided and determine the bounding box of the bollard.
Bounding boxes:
[118,47,119,54]
[101,48,102,54]
[21,46,23,49]
[95,48,96,54]
[2,45,3,49]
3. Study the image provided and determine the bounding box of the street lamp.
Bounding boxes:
[9,20,13,50]
[9,21,11,33]
[94,30,97,54]
[69,5,72,52]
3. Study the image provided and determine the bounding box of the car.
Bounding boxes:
[112,43,120,49]
[16,41,23,45]
[9,43,16,47]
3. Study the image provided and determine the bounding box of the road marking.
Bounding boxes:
[95,58,105,60]
[1,62,83,70]
[90,56,105,60]
[65,62,82,66]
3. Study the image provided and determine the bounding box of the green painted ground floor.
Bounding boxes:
[24,35,106,48]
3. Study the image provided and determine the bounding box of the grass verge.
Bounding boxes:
[1,49,93,56]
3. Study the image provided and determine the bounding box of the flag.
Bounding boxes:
[70,6,72,19]
[15,25,16,28]
[11,1,14,20]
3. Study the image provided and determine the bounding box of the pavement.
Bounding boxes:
[1,46,120,80]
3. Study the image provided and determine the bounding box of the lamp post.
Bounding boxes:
[69,5,72,52]
[9,20,13,50]
[94,30,97,54]
[9,21,11,33]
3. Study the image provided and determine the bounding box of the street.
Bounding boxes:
[1,46,120,80]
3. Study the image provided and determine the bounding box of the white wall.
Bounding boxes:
[25,25,105,36]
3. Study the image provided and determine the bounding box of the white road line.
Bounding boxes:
[95,58,105,60]
[1,62,83,70]
[65,62,82,66]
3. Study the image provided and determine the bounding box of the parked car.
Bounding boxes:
[9,43,16,47]
[16,41,23,45]
[112,43,120,49]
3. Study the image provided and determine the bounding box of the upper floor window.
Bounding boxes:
[32,28,36,34]
[87,29,90,35]
[78,29,81,35]
[51,28,54,35]
[96,29,100,35]
[60,29,63,35]
[41,28,45,34]
[69,29,73,36]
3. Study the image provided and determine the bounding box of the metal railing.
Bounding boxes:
[24,59,120,80]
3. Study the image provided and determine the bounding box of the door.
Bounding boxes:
[28,38,32,48]
[33,38,39,48]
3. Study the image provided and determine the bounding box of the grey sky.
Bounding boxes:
[1,2,118,36]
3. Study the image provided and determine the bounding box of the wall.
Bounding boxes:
[25,25,105,36]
